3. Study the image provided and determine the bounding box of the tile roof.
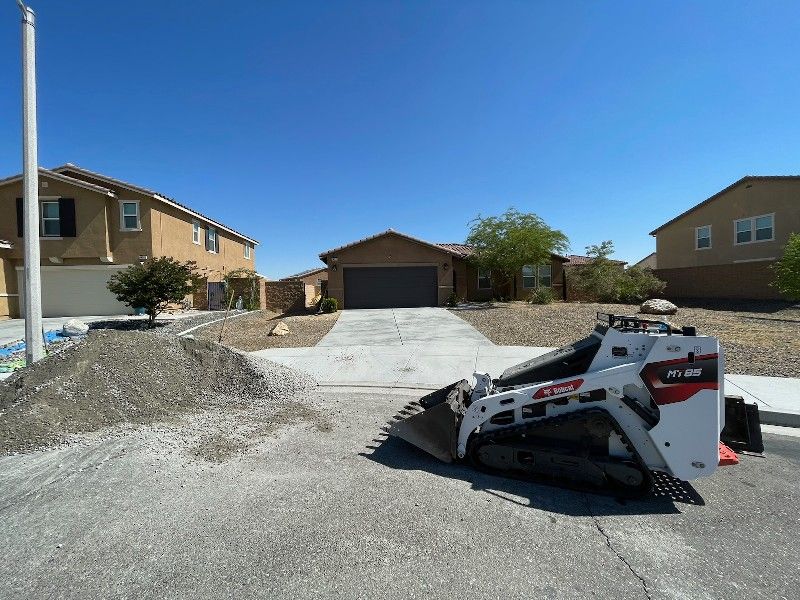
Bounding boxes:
[435,243,474,257]
[0,167,116,196]
[280,266,327,280]
[50,163,259,245]
[319,229,464,258]
[649,175,800,235]
[565,254,626,266]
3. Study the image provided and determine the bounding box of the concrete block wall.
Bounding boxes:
[655,262,783,300]
[262,280,305,313]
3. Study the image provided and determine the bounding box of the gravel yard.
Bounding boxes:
[451,300,800,377]
[192,310,340,351]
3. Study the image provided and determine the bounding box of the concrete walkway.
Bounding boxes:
[317,307,493,346]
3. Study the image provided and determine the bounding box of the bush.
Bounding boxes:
[446,291,459,307]
[772,232,800,300]
[569,241,665,303]
[320,297,338,313]
[528,287,555,304]
[107,257,196,326]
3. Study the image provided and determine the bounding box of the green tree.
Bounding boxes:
[772,232,800,300]
[466,208,569,298]
[107,257,197,326]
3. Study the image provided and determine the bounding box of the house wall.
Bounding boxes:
[457,258,566,301]
[655,179,800,270]
[0,254,19,319]
[296,270,327,292]
[324,233,454,308]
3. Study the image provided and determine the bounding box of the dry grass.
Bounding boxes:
[192,310,340,351]
[451,300,800,377]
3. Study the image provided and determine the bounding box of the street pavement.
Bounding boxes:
[0,388,797,600]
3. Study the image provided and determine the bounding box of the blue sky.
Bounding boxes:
[2,1,799,277]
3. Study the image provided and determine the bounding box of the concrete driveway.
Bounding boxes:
[317,307,493,346]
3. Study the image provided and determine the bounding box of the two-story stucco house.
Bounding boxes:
[0,164,259,318]
[650,176,800,299]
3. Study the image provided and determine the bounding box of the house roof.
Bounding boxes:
[319,229,465,259]
[435,243,474,257]
[280,266,327,280]
[565,254,626,266]
[633,252,657,268]
[0,167,117,196]
[49,163,260,245]
[649,175,800,235]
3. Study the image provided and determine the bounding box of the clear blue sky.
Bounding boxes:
[2,1,799,277]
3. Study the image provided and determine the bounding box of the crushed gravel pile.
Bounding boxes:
[0,330,316,455]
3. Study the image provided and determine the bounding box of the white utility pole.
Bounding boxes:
[17,0,43,364]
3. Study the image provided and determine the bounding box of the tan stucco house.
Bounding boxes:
[318,229,567,309]
[650,176,799,299]
[280,266,328,292]
[0,164,259,318]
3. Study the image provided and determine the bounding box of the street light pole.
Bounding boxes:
[17,0,43,364]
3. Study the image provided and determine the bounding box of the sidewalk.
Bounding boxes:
[250,344,800,427]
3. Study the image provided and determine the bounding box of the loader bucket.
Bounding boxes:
[388,380,471,463]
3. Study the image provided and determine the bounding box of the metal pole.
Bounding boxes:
[18,0,43,364]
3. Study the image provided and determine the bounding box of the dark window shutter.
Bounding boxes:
[16,198,23,237]
[59,198,76,237]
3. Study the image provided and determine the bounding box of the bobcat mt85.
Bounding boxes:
[389,313,763,497]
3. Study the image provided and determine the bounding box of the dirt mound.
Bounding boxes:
[0,330,316,455]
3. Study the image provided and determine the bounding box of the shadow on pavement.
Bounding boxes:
[360,429,705,517]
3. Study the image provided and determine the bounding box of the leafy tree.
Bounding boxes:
[772,232,800,300]
[107,257,197,326]
[569,241,665,303]
[466,208,569,297]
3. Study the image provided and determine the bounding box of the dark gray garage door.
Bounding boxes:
[343,266,437,309]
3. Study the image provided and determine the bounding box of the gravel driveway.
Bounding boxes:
[451,301,800,377]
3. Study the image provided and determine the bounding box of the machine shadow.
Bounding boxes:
[360,430,705,517]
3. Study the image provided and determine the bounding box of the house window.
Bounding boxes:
[244,242,251,259]
[41,200,60,236]
[522,265,536,288]
[538,264,552,288]
[477,269,491,289]
[192,220,201,244]
[695,225,711,249]
[735,214,774,245]
[120,201,140,231]
[206,226,218,253]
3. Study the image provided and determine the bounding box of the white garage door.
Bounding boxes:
[17,267,130,317]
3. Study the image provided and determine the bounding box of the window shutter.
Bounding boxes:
[16,198,23,237]
[205,228,210,251]
[59,198,76,237]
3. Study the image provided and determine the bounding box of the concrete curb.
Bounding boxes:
[759,408,800,428]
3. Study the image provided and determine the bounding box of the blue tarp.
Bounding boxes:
[0,330,66,358]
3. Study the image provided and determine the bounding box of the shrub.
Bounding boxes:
[320,297,338,313]
[446,291,459,307]
[528,287,555,304]
[107,257,196,326]
[772,232,800,300]
[569,241,665,303]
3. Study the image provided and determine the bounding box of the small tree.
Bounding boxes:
[570,241,665,303]
[107,257,197,326]
[772,232,800,300]
[466,208,569,298]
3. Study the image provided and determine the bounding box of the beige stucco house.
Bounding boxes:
[650,176,800,299]
[0,164,258,318]
[318,230,567,309]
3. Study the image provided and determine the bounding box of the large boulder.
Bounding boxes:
[269,321,290,336]
[640,299,678,315]
[62,318,89,337]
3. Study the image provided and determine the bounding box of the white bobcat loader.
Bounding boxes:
[389,313,763,497]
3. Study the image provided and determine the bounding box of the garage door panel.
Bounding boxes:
[344,266,437,309]
[18,268,130,317]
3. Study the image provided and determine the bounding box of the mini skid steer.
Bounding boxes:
[389,313,763,497]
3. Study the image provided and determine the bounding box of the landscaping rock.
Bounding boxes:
[270,321,290,336]
[62,318,89,336]
[640,299,678,315]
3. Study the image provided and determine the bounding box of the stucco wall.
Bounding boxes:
[323,233,455,308]
[655,179,800,270]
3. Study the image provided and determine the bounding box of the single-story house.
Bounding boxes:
[633,252,657,269]
[280,267,328,294]
[650,175,800,299]
[318,229,568,309]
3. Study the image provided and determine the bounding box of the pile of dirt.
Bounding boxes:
[0,330,316,455]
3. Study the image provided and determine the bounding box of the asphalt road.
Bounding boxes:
[0,388,797,600]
